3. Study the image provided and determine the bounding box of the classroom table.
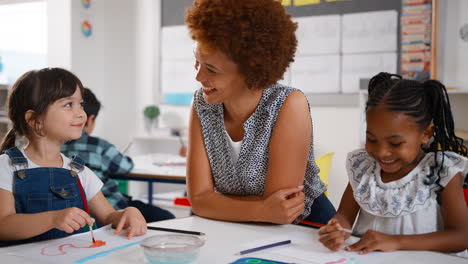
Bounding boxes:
[110,153,186,204]
[1,216,466,264]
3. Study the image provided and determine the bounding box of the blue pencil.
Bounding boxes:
[236,240,292,255]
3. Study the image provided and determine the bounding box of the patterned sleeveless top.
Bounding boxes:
[193,83,326,220]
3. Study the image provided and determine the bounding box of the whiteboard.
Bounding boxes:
[437,0,468,90]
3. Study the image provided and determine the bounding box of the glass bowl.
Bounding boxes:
[140,234,205,264]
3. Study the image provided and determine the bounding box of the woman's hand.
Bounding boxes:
[318,218,349,251]
[261,186,305,224]
[113,207,147,239]
[52,207,95,233]
[345,230,400,254]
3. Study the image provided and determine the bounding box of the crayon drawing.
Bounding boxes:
[41,240,106,256]
[8,225,150,264]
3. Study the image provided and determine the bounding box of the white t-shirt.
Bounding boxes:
[0,149,103,202]
[226,131,243,165]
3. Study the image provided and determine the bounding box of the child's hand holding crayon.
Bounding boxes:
[52,207,95,234]
[318,218,351,251]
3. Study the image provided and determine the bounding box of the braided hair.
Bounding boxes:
[366,72,467,194]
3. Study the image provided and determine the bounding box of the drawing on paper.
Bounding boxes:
[324,257,360,264]
[41,240,107,256]
[8,225,150,264]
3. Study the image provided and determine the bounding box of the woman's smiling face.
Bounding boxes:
[194,45,248,105]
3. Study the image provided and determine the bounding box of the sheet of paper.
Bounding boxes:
[294,15,341,56]
[290,55,340,93]
[132,153,186,176]
[341,52,397,93]
[342,10,397,53]
[239,231,404,264]
[294,0,320,6]
[7,225,150,264]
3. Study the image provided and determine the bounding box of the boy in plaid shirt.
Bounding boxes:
[62,88,174,222]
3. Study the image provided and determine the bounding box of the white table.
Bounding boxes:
[1,216,466,264]
[148,217,467,264]
[110,153,186,204]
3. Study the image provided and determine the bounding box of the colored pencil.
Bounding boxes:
[299,220,361,237]
[236,240,291,255]
[147,226,205,236]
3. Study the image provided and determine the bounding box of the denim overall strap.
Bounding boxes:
[69,155,85,177]
[4,147,28,179]
[0,152,87,247]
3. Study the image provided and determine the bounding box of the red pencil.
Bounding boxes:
[299,220,325,228]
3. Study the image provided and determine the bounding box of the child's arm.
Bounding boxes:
[346,173,468,254]
[88,191,146,239]
[101,143,134,175]
[187,94,307,224]
[319,183,360,251]
[0,189,94,241]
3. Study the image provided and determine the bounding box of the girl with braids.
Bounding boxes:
[319,72,468,255]
[0,68,146,246]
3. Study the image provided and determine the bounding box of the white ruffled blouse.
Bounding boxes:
[347,149,468,236]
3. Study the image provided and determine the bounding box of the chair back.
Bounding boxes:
[316,152,334,196]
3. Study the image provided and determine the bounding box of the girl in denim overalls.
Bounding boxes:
[0,68,147,246]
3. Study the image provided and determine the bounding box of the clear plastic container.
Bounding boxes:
[140,234,205,264]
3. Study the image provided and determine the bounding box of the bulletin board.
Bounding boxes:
[159,0,403,105]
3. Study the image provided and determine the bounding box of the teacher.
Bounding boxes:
[185,0,335,224]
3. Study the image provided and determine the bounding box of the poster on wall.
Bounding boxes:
[79,0,93,38]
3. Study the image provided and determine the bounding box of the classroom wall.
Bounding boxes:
[437,0,468,91]
[44,0,466,209]
[311,106,361,207]
[47,0,160,149]
[47,0,71,69]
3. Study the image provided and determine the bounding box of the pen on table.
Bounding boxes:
[121,138,135,154]
[236,240,291,255]
[299,220,361,238]
[147,226,205,236]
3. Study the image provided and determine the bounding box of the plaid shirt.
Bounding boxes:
[61,131,134,210]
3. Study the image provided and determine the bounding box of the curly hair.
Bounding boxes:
[185,0,297,90]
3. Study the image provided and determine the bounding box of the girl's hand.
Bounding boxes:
[52,207,95,233]
[345,230,400,254]
[318,218,349,251]
[113,207,147,239]
[262,186,305,224]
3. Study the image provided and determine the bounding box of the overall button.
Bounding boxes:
[60,189,68,197]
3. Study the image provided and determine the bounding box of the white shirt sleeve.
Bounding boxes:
[79,165,103,202]
[0,154,14,192]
